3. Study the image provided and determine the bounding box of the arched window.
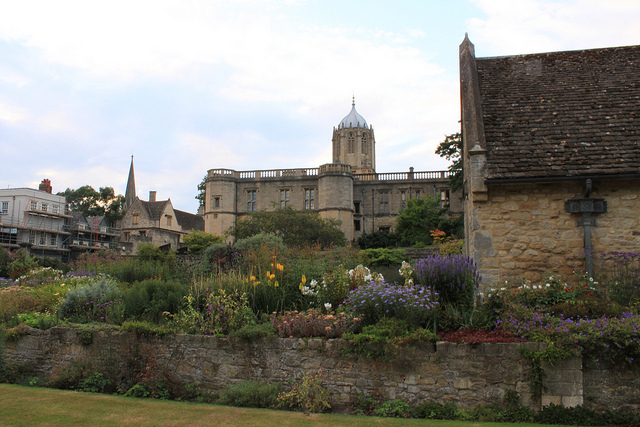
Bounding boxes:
[348,132,355,153]
[361,132,368,154]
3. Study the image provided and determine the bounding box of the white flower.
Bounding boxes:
[545,283,551,287]
[324,303,332,310]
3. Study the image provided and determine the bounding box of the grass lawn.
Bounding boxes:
[0,384,553,426]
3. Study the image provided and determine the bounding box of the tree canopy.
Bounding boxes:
[435,132,462,193]
[183,230,225,254]
[231,207,347,248]
[395,195,447,247]
[57,186,125,227]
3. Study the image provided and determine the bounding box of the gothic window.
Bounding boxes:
[280,189,290,208]
[348,132,355,153]
[304,188,315,210]
[213,196,220,208]
[361,132,368,154]
[247,190,257,212]
[378,191,390,214]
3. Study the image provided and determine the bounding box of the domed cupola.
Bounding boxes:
[339,99,368,129]
[332,97,376,174]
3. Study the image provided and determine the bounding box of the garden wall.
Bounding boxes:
[5,327,639,411]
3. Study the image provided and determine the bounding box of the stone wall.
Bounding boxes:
[7,327,637,411]
[468,179,640,288]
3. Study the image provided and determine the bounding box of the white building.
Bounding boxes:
[0,179,71,260]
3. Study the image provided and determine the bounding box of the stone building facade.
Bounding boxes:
[459,35,640,286]
[119,158,204,255]
[204,101,462,241]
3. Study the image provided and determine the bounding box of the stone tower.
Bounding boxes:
[332,98,376,174]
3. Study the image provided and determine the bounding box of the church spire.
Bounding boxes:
[124,155,136,210]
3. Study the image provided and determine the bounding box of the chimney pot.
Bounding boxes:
[39,179,52,194]
[149,191,157,202]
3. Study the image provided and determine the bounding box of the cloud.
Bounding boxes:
[468,0,640,55]
[0,101,28,124]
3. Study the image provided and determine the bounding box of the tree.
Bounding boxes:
[435,132,462,193]
[231,207,347,248]
[196,175,206,208]
[57,186,125,226]
[183,230,224,254]
[395,195,446,247]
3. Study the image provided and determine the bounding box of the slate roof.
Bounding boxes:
[175,209,204,231]
[142,200,169,220]
[476,44,640,180]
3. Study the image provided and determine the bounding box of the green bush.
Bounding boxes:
[372,399,411,418]
[276,373,331,414]
[119,320,172,337]
[415,401,458,419]
[230,322,276,341]
[361,248,406,267]
[15,312,58,330]
[342,318,437,362]
[234,233,286,253]
[123,279,188,323]
[218,380,282,408]
[57,276,123,324]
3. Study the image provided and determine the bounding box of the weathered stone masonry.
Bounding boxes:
[6,327,640,411]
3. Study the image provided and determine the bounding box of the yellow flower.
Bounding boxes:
[250,275,256,282]
[301,274,306,284]
[274,281,279,287]
[269,274,275,280]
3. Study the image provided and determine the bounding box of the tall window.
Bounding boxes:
[415,189,421,198]
[52,205,59,214]
[378,191,390,214]
[400,191,406,210]
[361,132,368,154]
[166,216,172,226]
[213,197,220,208]
[29,231,35,244]
[304,189,315,210]
[348,132,355,153]
[279,189,290,208]
[132,214,139,225]
[247,190,256,212]
[50,234,57,246]
[39,233,45,245]
[41,203,48,212]
[1,201,8,214]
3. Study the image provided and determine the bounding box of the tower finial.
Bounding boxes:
[352,94,355,107]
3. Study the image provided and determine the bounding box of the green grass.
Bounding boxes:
[0,384,552,426]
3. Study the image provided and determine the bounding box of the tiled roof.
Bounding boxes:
[142,200,170,220]
[175,209,204,231]
[476,45,640,180]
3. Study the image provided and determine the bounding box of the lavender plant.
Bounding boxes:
[414,255,480,308]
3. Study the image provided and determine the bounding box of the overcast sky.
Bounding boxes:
[2,0,640,213]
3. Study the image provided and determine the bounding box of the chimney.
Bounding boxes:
[39,179,52,194]
[149,191,157,202]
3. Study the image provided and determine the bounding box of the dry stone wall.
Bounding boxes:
[5,327,638,411]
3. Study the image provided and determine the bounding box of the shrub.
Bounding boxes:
[15,312,58,330]
[119,320,172,337]
[342,281,438,327]
[230,322,276,341]
[357,230,401,249]
[414,254,479,308]
[234,233,286,253]
[218,380,282,408]
[438,328,525,344]
[201,244,242,274]
[7,250,39,280]
[360,248,406,267]
[276,372,331,414]
[342,318,438,362]
[173,290,255,335]
[415,401,458,420]
[57,276,124,324]
[271,310,362,338]
[372,399,411,418]
[596,251,640,308]
[123,279,188,323]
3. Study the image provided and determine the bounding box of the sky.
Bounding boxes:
[1,0,640,214]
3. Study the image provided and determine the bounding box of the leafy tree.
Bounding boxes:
[57,186,125,226]
[136,243,176,265]
[357,230,401,249]
[435,132,462,193]
[395,195,446,247]
[183,230,224,254]
[196,175,206,208]
[231,207,347,248]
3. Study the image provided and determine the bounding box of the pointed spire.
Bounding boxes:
[352,94,355,107]
[125,155,136,210]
